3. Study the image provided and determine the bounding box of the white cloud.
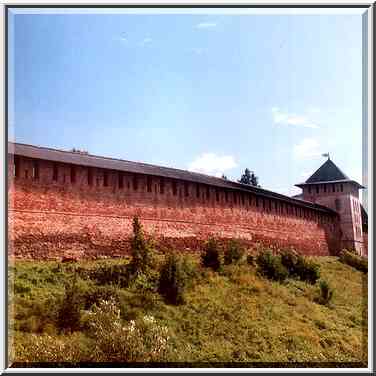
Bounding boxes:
[141,37,152,45]
[272,108,319,129]
[191,47,207,55]
[188,153,237,177]
[196,22,217,29]
[293,138,321,159]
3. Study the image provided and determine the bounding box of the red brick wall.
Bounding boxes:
[8,156,341,260]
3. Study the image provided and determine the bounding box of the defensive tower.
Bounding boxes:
[295,157,365,255]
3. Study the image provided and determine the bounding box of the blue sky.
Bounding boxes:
[8,8,365,199]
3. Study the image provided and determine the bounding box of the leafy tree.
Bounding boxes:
[129,217,153,275]
[158,254,186,305]
[238,168,260,187]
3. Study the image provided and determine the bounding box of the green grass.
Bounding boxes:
[8,254,367,366]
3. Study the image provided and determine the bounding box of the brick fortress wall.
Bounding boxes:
[8,156,342,260]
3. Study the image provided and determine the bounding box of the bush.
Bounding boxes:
[83,263,132,288]
[12,332,92,364]
[246,254,255,266]
[339,250,368,273]
[201,238,221,271]
[315,280,334,306]
[83,299,171,362]
[256,250,288,282]
[129,217,154,275]
[158,254,186,305]
[295,257,320,284]
[57,276,84,333]
[224,240,245,265]
[280,250,320,284]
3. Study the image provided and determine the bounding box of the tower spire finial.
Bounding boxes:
[322,152,330,160]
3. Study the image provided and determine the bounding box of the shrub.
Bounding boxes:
[57,276,84,333]
[158,254,186,305]
[315,280,334,306]
[246,254,255,266]
[339,250,368,273]
[12,332,92,364]
[83,299,171,362]
[224,240,245,265]
[84,263,132,287]
[201,238,221,271]
[280,250,320,284]
[256,250,288,282]
[129,217,154,275]
[295,257,320,284]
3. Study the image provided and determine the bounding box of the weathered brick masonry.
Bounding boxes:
[8,143,351,260]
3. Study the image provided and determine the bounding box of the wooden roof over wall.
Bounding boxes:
[8,142,338,216]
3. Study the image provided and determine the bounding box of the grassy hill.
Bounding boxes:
[8,251,367,368]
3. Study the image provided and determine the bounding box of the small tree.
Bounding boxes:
[158,254,186,305]
[201,238,221,271]
[238,168,260,187]
[57,275,83,333]
[224,240,245,265]
[129,217,153,275]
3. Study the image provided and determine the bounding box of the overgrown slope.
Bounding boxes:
[8,255,367,367]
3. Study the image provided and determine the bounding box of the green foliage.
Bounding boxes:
[158,254,186,305]
[238,168,260,187]
[83,299,172,362]
[256,250,288,282]
[201,238,221,271]
[10,253,367,364]
[80,262,131,287]
[129,217,154,275]
[12,332,91,364]
[246,254,255,266]
[295,257,321,285]
[57,276,83,333]
[224,240,245,265]
[315,280,334,306]
[339,250,368,273]
[280,250,320,284]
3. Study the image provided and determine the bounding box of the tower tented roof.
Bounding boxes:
[295,159,364,189]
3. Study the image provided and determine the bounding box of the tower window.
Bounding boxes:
[206,186,210,200]
[316,186,319,194]
[216,189,219,202]
[249,195,252,206]
[308,186,311,194]
[225,190,228,203]
[241,194,245,206]
[172,181,177,196]
[332,184,335,192]
[323,185,327,193]
[196,184,200,198]
[340,184,343,192]
[70,165,76,184]
[234,193,237,204]
[255,197,259,207]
